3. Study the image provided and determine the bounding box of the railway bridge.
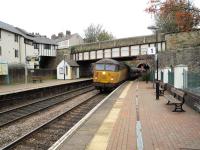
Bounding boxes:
[56,30,200,77]
[70,34,166,76]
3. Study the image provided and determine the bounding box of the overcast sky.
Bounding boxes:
[0,0,199,39]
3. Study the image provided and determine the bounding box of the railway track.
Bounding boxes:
[0,85,94,127]
[1,93,107,150]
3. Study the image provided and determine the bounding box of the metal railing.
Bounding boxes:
[168,70,174,86]
[183,70,200,96]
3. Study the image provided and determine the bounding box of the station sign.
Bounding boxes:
[147,47,156,55]
[0,62,8,75]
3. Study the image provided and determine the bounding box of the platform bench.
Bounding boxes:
[164,87,186,112]
[32,76,42,83]
[159,82,166,96]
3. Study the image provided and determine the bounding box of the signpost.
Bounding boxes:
[0,61,9,84]
[147,47,156,55]
[0,61,8,75]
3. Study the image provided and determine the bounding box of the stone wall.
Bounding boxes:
[165,30,200,50]
[159,46,200,72]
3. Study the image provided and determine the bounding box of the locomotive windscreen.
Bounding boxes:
[95,64,117,71]
[105,64,116,71]
[95,64,104,70]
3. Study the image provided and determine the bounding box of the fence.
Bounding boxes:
[168,70,174,86]
[183,70,200,96]
[149,71,155,82]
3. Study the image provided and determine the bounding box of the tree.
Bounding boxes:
[146,0,200,33]
[97,30,114,41]
[84,24,114,43]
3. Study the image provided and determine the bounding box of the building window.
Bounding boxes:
[59,67,64,74]
[0,46,2,56]
[15,34,18,42]
[34,43,39,49]
[15,49,19,58]
[25,39,33,45]
[44,44,50,49]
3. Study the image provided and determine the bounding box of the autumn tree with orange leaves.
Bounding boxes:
[146,0,200,33]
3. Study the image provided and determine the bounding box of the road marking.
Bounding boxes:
[135,82,144,150]
[136,121,144,150]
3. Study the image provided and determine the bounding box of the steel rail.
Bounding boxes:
[1,92,103,150]
[0,85,94,127]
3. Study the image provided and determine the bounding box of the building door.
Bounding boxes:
[72,67,76,79]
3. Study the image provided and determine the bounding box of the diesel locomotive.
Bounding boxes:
[93,59,129,91]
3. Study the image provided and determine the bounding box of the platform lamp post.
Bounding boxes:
[148,25,159,100]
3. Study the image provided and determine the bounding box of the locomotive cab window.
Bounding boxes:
[105,64,117,71]
[95,64,104,70]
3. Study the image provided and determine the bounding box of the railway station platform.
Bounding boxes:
[0,78,91,95]
[52,81,200,150]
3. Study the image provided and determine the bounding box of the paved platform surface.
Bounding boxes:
[0,78,91,95]
[55,81,200,150]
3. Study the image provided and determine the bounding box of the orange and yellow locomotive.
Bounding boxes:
[93,59,129,91]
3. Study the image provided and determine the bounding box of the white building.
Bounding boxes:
[0,21,36,65]
[57,59,79,80]
[33,35,58,68]
[55,33,83,49]
[0,20,58,69]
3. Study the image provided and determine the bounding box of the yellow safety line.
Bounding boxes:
[86,82,132,150]
[119,82,132,98]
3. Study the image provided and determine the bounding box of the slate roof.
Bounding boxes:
[65,59,79,67]
[0,20,22,35]
[15,27,34,37]
[34,36,57,45]
[15,27,34,41]
[0,20,57,45]
[0,21,33,41]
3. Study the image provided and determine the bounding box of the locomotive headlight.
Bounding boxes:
[102,71,106,75]
[110,78,114,81]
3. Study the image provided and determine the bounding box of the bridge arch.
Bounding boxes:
[137,63,150,71]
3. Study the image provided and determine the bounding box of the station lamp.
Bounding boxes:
[147,25,160,100]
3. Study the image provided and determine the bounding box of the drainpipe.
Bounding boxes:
[25,43,28,84]
[19,36,21,63]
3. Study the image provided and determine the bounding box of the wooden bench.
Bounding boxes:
[32,76,42,83]
[159,82,166,96]
[164,87,186,112]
